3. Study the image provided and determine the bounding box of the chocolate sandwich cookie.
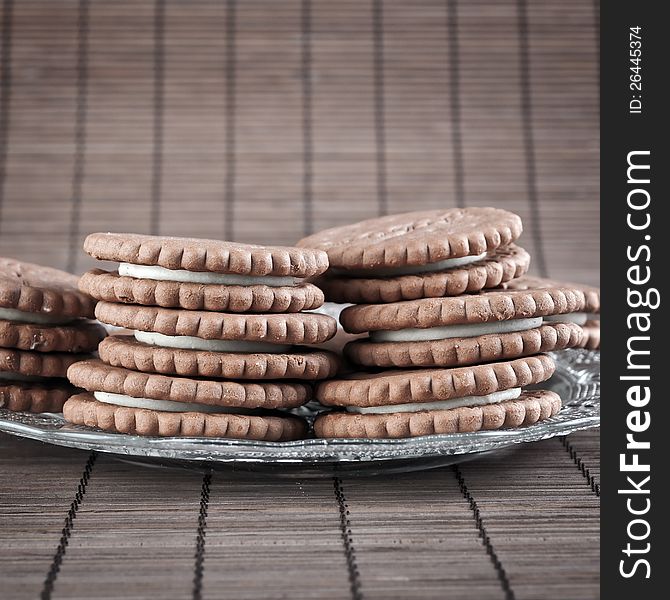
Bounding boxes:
[0,257,104,413]
[0,320,106,354]
[68,360,311,409]
[314,355,560,439]
[95,302,337,350]
[503,276,600,350]
[1,381,80,413]
[79,269,325,313]
[577,320,600,350]
[316,245,531,304]
[297,208,526,301]
[80,233,329,312]
[1,258,97,322]
[98,335,340,380]
[503,275,600,313]
[63,394,307,440]
[343,287,586,368]
[1,347,86,379]
[0,347,85,412]
[65,360,309,440]
[0,258,105,351]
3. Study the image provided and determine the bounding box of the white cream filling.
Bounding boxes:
[334,252,488,278]
[544,312,588,325]
[347,387,522,414]
[134,330,292,353]
[0,307,73,325]
[0,371,49,382]
[93,391,259,414]
[370,316,543,343]
[118,263,298,287]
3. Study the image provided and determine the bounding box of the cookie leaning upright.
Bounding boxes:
[297,207,530,303]
[64,234,340,441]
[0,258,107,413]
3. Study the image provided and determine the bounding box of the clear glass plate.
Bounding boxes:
[0,349,599,476]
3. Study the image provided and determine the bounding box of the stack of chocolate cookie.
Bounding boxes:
[0,258,106,413]
[297,208,588,439]
[64,234,339,440]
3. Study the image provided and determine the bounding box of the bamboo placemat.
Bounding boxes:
[0,431,600,599]
[0,0,599,284]
[0,1,599,598]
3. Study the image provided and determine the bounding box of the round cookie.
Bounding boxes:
[314,390,560,439]
[316,354,555,408]
[79,269,325,313]
[296,207,522,271]
[0,347,88,379]
[63,393,307,441]
[0,319,106,353]
[84,233,329,278]
[577,320,600,350]
[67,360,312,409]
[98,335,340,380]
[315,245,530,304]
[503,275,600,313]
[0,380,79,413]
[95,301,337,345]
[340,287,586,333]
[502,276,599,350]
[0,258,97,320]
[345,322,584,368]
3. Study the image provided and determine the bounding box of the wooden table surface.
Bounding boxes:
[0,1,599,598]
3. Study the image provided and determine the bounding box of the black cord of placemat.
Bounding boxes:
[66,0,90,274]
[516,0,548,278]
[372,0,387,218]
[446,0,465,209]
[193,470,213,600]
[0,0,15,231]
[453,465,515,600]
[223,0,236,241]
[150,0,165,236]
[301,0,314,237]
[41,451,97,600]
[333,477,364,600]
[560,436,601,497]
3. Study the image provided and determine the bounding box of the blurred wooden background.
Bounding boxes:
[0,0,599,285]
